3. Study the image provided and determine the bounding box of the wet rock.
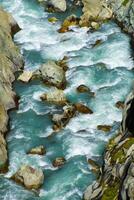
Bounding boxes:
[76,85,90,93]
[97,125,112,132]
[88,159,100,174]
[28,145,46,155]
[76,85,95,96]
[12,165,44,190]
[18,71,33,83]
[0,134,8,172]
[58,15,79,33]
[75,103,93,114]
[40,89,68,105]
[91,21,100,30]
[52,104,76,130]
[39,61,66,89]
[53,157,66,167]
[115,101,124,110]
[92,39,103,48]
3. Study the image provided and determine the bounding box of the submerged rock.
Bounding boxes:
[53,157,66,167]
[28,145,46,155]
[97,125,112,132]
[12,165,44,190]
[39,61,66,89]
[75,103,93,114]
[40,89,68,105]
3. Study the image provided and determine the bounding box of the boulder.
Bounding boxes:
[40,89,68,105]
[50,0,67,12]
[38,0,67,12]
[28,145,46,155]
[75,103,93,114]
[12,165,44,190]
[39,61,66,89]
[53,157,66,167]
[76,85,95,96]
[77,85,90,93]
[97,125,112,132]
[58,15,80,33]
[18,71,33,83]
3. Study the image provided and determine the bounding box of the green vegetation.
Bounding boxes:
[122,0,129,6]
[102,180,120,200]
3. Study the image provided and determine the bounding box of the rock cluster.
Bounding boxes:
[84,92,134,200]
[80,0,112,27]
[0,8,23,172]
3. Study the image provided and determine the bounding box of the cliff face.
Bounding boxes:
[108,0,134,37]
[83,0,134,199]
[84,92,134,200]
[0,7,23,171]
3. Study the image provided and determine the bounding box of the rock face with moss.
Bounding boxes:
[0,8,23,171]
[107,0,134,36]
[84,92,134,200]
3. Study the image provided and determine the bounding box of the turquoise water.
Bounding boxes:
[0,0,134,199]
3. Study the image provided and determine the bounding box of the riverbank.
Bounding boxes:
[83,0,134,199]
[0,7,23,172]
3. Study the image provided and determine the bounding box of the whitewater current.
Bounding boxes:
[0,0,134,200]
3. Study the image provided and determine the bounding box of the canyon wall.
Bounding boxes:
[0,7,23,172]
[84,0,134,199]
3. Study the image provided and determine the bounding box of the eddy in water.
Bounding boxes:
[0,0,133,200]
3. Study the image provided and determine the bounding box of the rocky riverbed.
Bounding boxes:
[0,0,134,200]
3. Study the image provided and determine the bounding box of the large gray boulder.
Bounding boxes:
[39,61,66,89]
[12,165,44,190]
